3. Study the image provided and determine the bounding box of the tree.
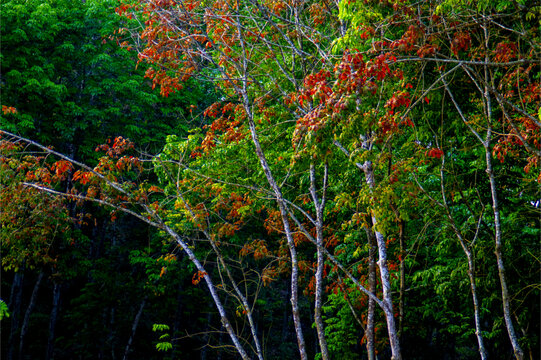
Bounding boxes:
[113,0,541,357]
[1,0,539,358]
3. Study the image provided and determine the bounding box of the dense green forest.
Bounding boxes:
[1,0,539,359]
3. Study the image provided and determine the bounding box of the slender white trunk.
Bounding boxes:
[233,7,307,351]
[247,114,307,359]
[466,250,488,360]
[210,241,264,360]
[161,224,251,360]
[362,161,401,360]
[331,137,401,357]
[485,144,524,360]
[172,190,265,360]
[442,54,524,358]
[448,226,488,360]
[439,154,488,360]
[445,215,488,360]
[365,226,377,360]
[481,19,523,359]
[310,163,329,360]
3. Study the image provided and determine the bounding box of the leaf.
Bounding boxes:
[152,323,170,332]
[156,341,173,352]
[0,300,10,320]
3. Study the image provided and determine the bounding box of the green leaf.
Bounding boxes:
[156,342,173,352]
[0,300,10,320]
[152,323,170,332]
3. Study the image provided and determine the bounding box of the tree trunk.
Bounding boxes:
[46,282,62,360]
[203,231,264,360]
[313,221,328,360]
[110,307,117,360]
[442,74,512,360]
[200,310,212,360]
[310,163,329,360]
[236,8,307,357]
[7,270,24,360]
[172,191,265,360]
[441,66,519,360]
[465,250,488,360]
[398,219,405,340]
[122,297,147,360]
[233,14,307,359]
[485,144,524,360]
[362,160,402,360]
[170,281,184,360]
[246,113,307,359]
[365,226,377,360]
[160,224,250,360]
[373,226,401,360]
[440,153,488,360]
[19,271,44,360]
[480,19,523,359]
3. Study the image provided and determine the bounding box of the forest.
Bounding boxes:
[0,0,539,359]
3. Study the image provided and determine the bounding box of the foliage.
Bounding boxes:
[1,0,540,359]
[0,140,76,272]
[0,300,10,321]
[0,0,205,159]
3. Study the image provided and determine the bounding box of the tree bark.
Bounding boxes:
[233,15,307,353]
[310,163,330,360]
[466,250,488,360]
[122,297,147,360]
[160,224,250,360]
[397,219,405,340]
[331,139,401,358]
[481,19,523,359]
[362,160,402,360]
[170,189,264,360]
[439,154,488,360]
[19,271,44,360]
[365,226,377,360]
[246,111,307,360]
[443,65,523,359]
[485,144,524,360]
[110,307,117,360]
[46,282,62,360]
[7,270,24,360]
